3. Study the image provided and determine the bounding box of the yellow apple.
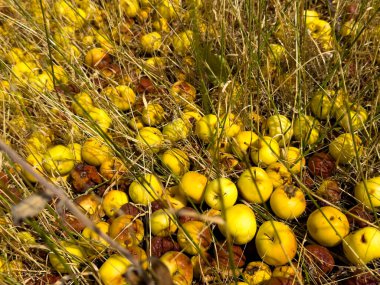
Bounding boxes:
[72,92,94,116]
[195,114,218,143]
[268,44,286,63]
[162,118,191,143]
[161,148,190,176]
[141,32,162,53]
[48,241,86,273]
[354,176,380,208]
[265,114,293,147]
[102,190,129,217]
[142,103,165,126]
[150,209,178,237]
[103,85,136,111]
[177,221,212,255]
[179,171,208,204]
[88,107,112,132]
[67,143,82,163]
[272,263,303,283]
[280,146,305,174]
[82,137,113,166]
[242,261,272,285]
[22,153,45,183]
[82,221,110,249]
[135,127,164,153]
[237,167,273,204]
[335,103,368,132]
[255,221,297,266]
[310,90,335,120]
[129,173,163,205]
[204,177,238,210]
[220,113,242,138]
[42,145,75,176]
[128,116,144,131]
[99,254,132,285]
[343,226,380,265]
[307,206,350,247]
[293,115,320,145]
[251,136,280,167]
[265,162,292,188]
[84,48,110,68]
[160,251,193,285]
[270,185,306,220]
[120,0,140,17]
[218,204,257,245]
[172,30,193,56]
[329,133,363,164]
[163,185,187,210]
[231,131,259,159]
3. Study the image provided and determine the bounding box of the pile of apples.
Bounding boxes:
[0,0,379,284]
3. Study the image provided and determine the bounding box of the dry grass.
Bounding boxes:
[0,0,379,284]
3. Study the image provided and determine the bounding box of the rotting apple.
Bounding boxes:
[100,157,128,184]
[307,206,350,247]
[265,162,292,189]
[270,185,306,220]
[255,221,297,266]
[242,261,272,285]
[250,136,280,167]
[204,177,238,210]
[160,251,193,285]
[129,173,163,205]
[109,214,144,247]
[170,80,197,105]
[84,47,110,68]
[179,171,208,204]
[218,204,257,245]
[237,167,273,204]
[354,176,380,208]
[329,133,363,165]
[161,148,190,176]
[177,221,212,255]
[343,226,380,265]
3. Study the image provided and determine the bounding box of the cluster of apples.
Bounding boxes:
[1,0,379,284]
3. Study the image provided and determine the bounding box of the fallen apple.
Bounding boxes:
[307,206,350,247]
[255,221,297,266]
[354,176,380,208]
[204,177,238,210]
[343,226,380,265]
[218,204,257,245]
